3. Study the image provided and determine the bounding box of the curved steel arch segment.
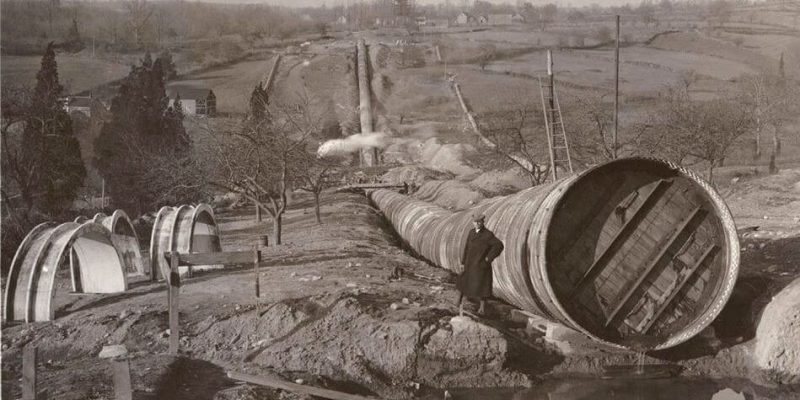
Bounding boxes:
[94,210,145,276]
[5,221,127,322]
[149,203,223,280]
[150,206,175,281]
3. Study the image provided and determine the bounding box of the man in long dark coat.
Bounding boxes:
[457,213,504,315]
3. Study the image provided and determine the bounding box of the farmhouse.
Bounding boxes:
[166,85,217,116]
[62,96,93,117]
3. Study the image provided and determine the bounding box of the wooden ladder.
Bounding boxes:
[539,77,574,181]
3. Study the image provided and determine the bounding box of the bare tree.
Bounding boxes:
[297,154,344,224]
[126,0,154,47]
[741,73,799,160]
[204,93,325,244]
[653,87,754,181]
[477,108,551,186]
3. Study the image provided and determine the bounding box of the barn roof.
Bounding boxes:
[166,85,214,100]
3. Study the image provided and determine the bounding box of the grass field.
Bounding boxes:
[1,54,132,94]
[167,56,277,114]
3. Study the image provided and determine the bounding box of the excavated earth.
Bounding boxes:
[3,190,800,399]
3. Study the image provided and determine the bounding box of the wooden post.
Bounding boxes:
[168,252,180,355]
[254,247,261,315]
[22,343,37,400]
[111,357,133,400]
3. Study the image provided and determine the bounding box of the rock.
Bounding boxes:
[311,275,322,281]
[346,283,358,288]
[390,303,400,310]
[164,329,171,337]
[754,277,800,384]
[295,378,304,385]
[365,274,372,278]
[355,263,362,267]
[291,272,297,277]
[99,345,128,359]
[119,311,129,320]
[235,305,242,311]
[401,298,410,305]
[418,316,516,387]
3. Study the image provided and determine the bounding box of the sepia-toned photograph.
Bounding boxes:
[1,0,799,398]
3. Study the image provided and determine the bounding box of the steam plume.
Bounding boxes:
[317,132,387,158]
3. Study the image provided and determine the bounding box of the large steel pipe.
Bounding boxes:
[370,158,739,350]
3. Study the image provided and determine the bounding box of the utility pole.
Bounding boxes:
[613,15,620,159]
[101,178,105,208]
[547,49,556,146]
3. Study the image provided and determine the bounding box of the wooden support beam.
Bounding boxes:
[22,343,36,400]
[175,251,259,266]
[227,371,379,400]
[570,179,673,298]
[604,206,707,327]
[168,252,180,355]
[642,244,719,334]
[112,357,133,400]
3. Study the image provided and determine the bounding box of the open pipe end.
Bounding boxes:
[539,158,739,350]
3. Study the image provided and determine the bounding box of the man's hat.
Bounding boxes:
[471,213,485,222]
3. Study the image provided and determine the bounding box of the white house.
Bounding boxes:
[166,85,216,116]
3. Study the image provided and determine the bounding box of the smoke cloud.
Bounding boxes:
[317,132,388,158]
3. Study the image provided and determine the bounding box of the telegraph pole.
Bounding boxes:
[613,15,620,159]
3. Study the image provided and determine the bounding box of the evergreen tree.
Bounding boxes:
[64,17,84,52]
[157,49,178,81]
[93,55,190,215]
[21,42,86,214]
[249,85,268,121]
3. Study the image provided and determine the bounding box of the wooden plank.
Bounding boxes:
[175,251,257,266]
[570,179,673,298]
[227,371,379,400]
[112,358,133,400]
[22,343,36,400]
[168,252,180,356]
[604,206,706,327]
[642,244,719,333]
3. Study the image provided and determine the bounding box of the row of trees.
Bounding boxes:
[476,67,799,185]
[1,0,325,55]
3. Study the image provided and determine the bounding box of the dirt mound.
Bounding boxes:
[247,294,528,398]
[722,168,800,230]
[381,166,454,186]
[754,276,800,385]
[414,180,485,210]
[469,168,530,197]
[419,138,480,177]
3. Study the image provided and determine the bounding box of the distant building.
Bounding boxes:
[337,15,348,25]
[415,16,427,26]
[453,12,476,26]
[166,85,216,116]
[63,96,93,117]
[511,13,525,24]
[477,15,489,24]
